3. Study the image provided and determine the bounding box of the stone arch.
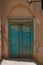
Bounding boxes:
[3,2,37,59]
[6,2,36,17]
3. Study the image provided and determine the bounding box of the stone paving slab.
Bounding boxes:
[1,59,37,65]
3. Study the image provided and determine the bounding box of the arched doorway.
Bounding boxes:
[4,2,36,58]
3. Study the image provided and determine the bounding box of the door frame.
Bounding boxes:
[8,17,34,25]
[4,17,36,59]
[8,17,34,58]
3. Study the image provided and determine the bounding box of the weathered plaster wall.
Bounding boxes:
[0,0,2,60]
[0,18,2,60]
[33,2,43,63]
[0,0,43,64]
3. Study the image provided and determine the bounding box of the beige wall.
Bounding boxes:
[0,0,43,64]
[0,17,2,60]
[0,0,3,60]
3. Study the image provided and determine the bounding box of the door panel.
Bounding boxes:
[22,25,31,57]
[8,22,20,57]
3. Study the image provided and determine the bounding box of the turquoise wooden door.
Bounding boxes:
[22,25,31,57]
[8,22,20,57]
[21,24,33,57]
[8,21,33,58]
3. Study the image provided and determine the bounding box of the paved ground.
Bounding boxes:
[0,59,43,65]
[1,59,37,65]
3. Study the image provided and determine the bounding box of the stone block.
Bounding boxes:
[0,47,2,60]
[38,47,43,63]
[0,19,1,26]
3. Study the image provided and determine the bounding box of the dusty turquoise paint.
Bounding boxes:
[8,20,34,58]
[22,25,31,57]
[8,22,20,57]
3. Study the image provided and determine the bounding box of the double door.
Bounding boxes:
[8,22,33,58]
